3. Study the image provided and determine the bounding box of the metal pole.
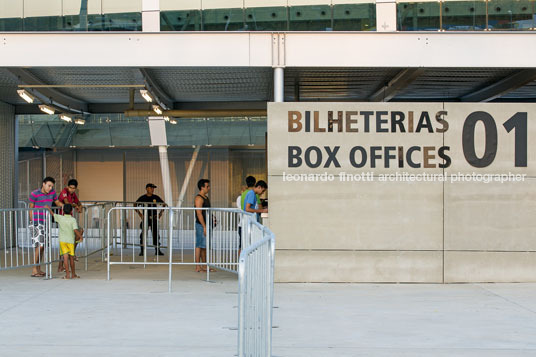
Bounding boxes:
[274,67,284,103]
[143,208,147,267]
[206,208,210,282]
[107,207,111,281]
[84,207,88,271]
[168,208,173,293]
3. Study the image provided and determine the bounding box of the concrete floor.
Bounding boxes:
[1,257,536,356]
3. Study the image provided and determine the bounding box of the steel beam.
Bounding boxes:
[461,69,536,102]
[369,68,424,102]
[1,33,536,68]
[139,68,174,110]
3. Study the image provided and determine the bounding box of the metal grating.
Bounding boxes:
[394,68,518,100]
[0,101,16,209]
[1,66,535,107]
[147,67,273,102]
[28,67,146,104]
[0,68,26,105]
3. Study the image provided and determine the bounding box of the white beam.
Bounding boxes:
[0,33,536,68]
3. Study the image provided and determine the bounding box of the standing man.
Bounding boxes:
[58,178,82,272]
[28,177,64,277]
[244,180,268,222]
[237,176,258,253]
[195,179,212,272]
[135,183,166,256]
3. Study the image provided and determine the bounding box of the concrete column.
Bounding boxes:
[142,0,160,32]
[158,146,173,206]
[148,117,173,205]
[376,0,397,32]
[274,67,284,103]
[0,101,16,209]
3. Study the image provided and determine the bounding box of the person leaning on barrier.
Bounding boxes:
[236,176,260,254]
[135,183,166,257]
[58,179,82,214]
[244,180,268,223]
[28,177,63,278]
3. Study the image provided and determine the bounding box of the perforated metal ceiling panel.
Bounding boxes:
[146,67,273,102]
[28,67,146,103]
[0,68,25,105]
[285,67,402,101]
[0,66,535,108]
[394,68,517,100]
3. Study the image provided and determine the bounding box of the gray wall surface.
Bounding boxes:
[268,102,536,283]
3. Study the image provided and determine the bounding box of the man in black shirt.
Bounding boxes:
[136,183,166,256]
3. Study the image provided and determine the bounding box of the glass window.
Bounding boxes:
[333,3,376,31]
[202,8,245,31]
[23,16,63,31]
[244,6,288,31]
[0,18,23,31]
[161,10,202,31]
[398,2,441,31]
[289,5,332,31]
[442,1,487,30]
[488,0,535,30]
[83,13,141,31]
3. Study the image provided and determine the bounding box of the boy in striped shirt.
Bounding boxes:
[28,177,63,277]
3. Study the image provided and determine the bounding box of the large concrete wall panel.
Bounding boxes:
[445,252,536,283]
[444,179,536,251]
[275,250,443,283]
[269,102,535,282]
[443,103,536,176]
[269,175,443,250]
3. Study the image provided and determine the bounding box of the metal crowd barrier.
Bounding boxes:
[0,207,53,278]
[0,203,114,277]
[106,206,255,286]
[237,221,275,357]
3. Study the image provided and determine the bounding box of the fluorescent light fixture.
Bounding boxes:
[152,105,163,115]
[140,89,153,102]
[38,104,55,115]
[74,118,86,125]
[17,89,35,103]
[206,144,213,147]
[170,119,177,125]
[248,143,255,147]
[60,114,72,122]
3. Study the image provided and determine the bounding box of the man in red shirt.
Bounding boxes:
[59,179,82,214]
[58,179,82,272]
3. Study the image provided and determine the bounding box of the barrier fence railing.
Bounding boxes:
[0,207,53,278]
[238,221,275,357]
[0,203,116,277]
[106,206,257,285]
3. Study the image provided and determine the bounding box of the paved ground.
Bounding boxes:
[1,257,536,356]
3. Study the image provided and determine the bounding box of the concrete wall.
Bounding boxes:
[268,102,536,283]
